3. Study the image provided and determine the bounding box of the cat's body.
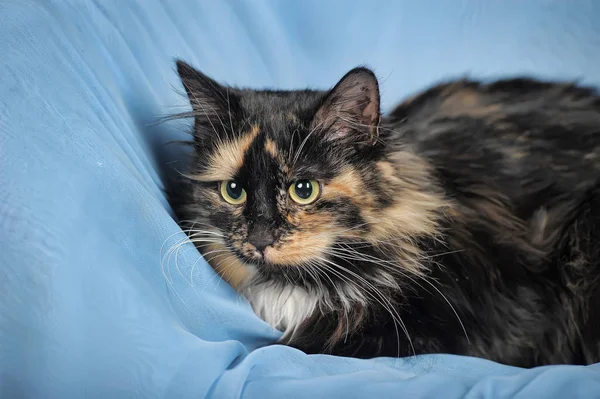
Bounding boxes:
[172,60,600,367]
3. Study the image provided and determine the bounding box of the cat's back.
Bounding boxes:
[384,79,600,366]
[386,77,600,199]
[389,77,600,132]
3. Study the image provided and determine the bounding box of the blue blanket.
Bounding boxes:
[2,1,600,397]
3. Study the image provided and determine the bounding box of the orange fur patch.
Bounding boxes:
[265,229,335,266]
[323,153,449,276]
[439,88,503,119]
[203,242,250,290]
[265,211,340,266]
[322,167,366,201]
[314,153,450,276]
[368,153,447,240]
[189,124,260,182]
[265,138,279,158]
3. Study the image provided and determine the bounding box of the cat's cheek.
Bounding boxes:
[202,242,252,291]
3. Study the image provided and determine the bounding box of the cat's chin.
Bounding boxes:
[235,253,310,275]
[233,247,303,269]
[238,256,292,270]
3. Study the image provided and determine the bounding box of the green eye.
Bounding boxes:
[289,179,320,205]
[220,180,247,205]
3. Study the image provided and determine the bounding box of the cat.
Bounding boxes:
[170,59,600,368]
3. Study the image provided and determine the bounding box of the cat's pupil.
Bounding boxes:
[294,180,313,199]
[226,181,243,199]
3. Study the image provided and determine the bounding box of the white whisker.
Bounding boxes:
[315,255,412,357]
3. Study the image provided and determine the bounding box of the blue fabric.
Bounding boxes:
[2,0,600,397]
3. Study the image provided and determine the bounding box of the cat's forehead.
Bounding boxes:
[238,89,324,114]
[195,122,332,183]
[239,90,321,126]
[192,90,334,182]
[241,125,314,179]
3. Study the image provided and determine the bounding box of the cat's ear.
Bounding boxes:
[176,60,239,125]
[312,67,381,145]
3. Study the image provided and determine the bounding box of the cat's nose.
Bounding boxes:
[248,230,275,253]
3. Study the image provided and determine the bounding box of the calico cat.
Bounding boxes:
[170,60,600,367]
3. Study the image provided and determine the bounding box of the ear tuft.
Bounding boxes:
[312,67,381,144]
[175,59,236,120]
[176,60,198,83]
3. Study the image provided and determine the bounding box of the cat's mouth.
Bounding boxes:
[248,231,336,266]
[241,243,327,269]
[236,246,291,268]
[223,232,336,271]
[199,242,309,289]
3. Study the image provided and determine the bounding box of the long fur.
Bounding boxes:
[170,60,600,367]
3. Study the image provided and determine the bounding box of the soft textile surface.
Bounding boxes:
[2,0,600,397]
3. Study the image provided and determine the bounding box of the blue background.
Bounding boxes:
[1,0,600,397]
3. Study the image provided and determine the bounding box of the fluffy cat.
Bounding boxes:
[170,60,600,367]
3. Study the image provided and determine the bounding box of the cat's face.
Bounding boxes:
[175,61,385,285]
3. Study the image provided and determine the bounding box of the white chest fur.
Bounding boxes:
[242,283,320,340]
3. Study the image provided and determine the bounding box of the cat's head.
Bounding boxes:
[174,61,442,294]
